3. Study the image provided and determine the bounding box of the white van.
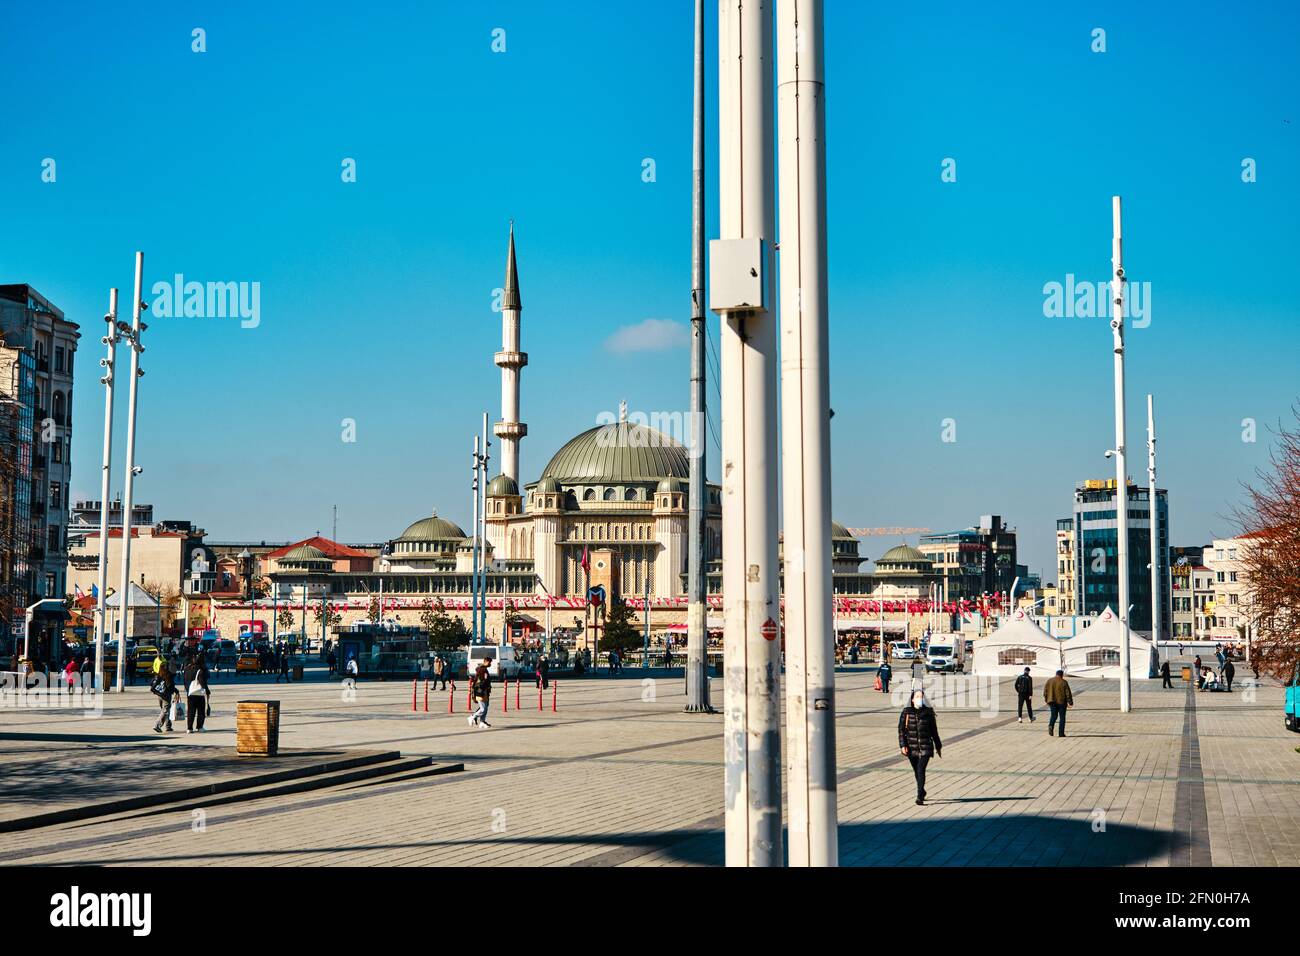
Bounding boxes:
[925,637,964,673]
[890,641,916,661]
[466,644,521,680]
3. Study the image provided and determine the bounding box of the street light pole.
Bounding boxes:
[1146,393,1162,645]
[716,0,782,867]
[114,252,146,694]
[1110,197,1132,713]
[778,0,836,867]
[93,288,119,692]
[470,435,481,644]
[684,0,712,714]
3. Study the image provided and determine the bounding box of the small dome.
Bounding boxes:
[656,477,684,493]
[535,476,561,494]
[832,521,854,540]
[487,474,519,497]
[398,512,467,542]
[284,544,327,562]
[879,544,929,564]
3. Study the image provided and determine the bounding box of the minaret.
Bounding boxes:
[494,222,527,483]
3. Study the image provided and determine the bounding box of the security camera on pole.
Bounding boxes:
[712,0,782,867]
[114,252,146,693]
[1109,198,1132,713]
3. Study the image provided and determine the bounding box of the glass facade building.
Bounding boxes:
[1068,479,1170,637]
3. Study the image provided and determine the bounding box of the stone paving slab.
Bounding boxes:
[0,666,1294,866]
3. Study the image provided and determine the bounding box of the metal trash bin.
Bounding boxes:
[236,700,280,756]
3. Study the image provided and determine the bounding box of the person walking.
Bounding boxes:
[183,654,210,733]
[1043,668,1073,738]
[327,647,337,677]
[537,654,550,690]
[344,655,358,689]
[1160,659,1172,688]
[151,660,177,733]
[1014,667,1035,722]
[1224,658,1235,692]
[468,663,492,729]
[432,655,447,691]
[878,660,892,694]
[63,657,77,694]
[1193,655,1204,689]
[898,689,942,806]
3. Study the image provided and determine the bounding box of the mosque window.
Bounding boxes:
[604,488,617,501]
[584,489,596,501]
[626,488,639,501]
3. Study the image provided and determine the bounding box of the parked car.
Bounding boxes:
[466,644,520,680]
[133,646,159,676]
[890,641,916,661]
[236,652,261,674]
[217,640,238,667]
[1286,661,1300,732]
[925,639,964,673]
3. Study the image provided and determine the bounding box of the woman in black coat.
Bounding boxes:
[898,689,942,805]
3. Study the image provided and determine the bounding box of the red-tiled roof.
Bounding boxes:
[263,536,371,560]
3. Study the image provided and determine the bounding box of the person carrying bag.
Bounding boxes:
[183,654,211,733]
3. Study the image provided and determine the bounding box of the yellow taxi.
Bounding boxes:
[236,652,261,674]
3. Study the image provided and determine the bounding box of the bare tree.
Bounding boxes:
[1235,406,1300,679]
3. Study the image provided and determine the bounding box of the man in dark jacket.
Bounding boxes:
[1223,659,1235,692]
[898,689,942,805]
[1160,659,1172,688]
[1043,669,1074,737]
[1014,667,1034,722]
[878,661,892,693]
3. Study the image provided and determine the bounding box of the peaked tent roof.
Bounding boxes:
[264,536,371,560]
[105,582,160,609]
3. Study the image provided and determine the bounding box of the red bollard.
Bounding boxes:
[538,683,543,711]
[503,677,509,713]
[467,686,472,711]
[552,680,558,712]
[515,678,520,710]
[448,683,454,713]
[424,679,429,713]
[412,678,417,712]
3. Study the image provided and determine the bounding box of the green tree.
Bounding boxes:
[423,601,470,651]
[599,599,642,656]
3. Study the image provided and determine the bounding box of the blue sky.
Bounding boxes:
[2,0,1297,577]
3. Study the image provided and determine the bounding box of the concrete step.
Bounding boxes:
[1,749,406,833]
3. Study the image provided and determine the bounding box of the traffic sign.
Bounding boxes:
[760,617,778,641]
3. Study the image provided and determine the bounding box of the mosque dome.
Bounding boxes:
[397,512,468,543]
[878,544,929,564]
[657,477,684,493]
[540,421,690,484]
[487,474,520,497]
[535,476,562,494]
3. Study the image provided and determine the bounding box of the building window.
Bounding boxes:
[49,481,62,508]
[48,524,60,552]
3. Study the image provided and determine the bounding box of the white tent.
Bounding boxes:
[1061,606,1157,679]
[971,608,1062,677]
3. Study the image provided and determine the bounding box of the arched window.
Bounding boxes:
[583,488,596,501]
[52,392,65,426]
[603,488,617,501]
[625,488,639,501]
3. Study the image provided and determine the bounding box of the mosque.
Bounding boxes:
[208,228,947,643]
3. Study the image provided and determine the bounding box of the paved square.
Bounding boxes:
[0,666,1294,866]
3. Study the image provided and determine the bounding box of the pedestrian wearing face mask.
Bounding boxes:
[898,688,942,805]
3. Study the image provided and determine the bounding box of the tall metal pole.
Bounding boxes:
[1110,196,1132,712]
[480,413,491,644]
[93,288,119,692]
[685,0,712,713]
[470,435,481,644]
[717,0,782,867]
[1146,393,1161,644]
[114,253,145,693]
[778,0,836,866]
